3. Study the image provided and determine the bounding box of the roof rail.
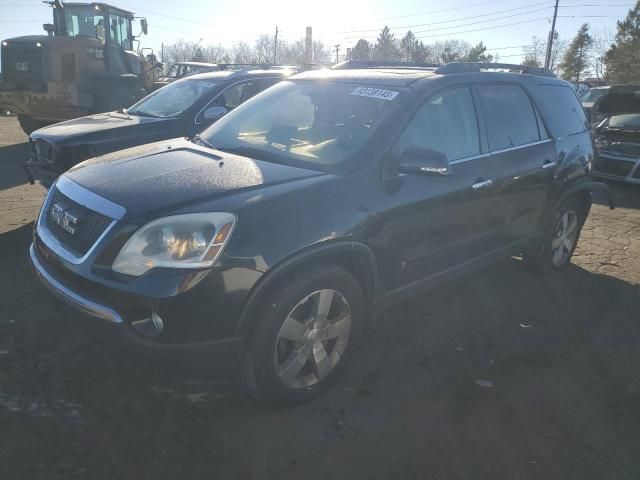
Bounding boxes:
[435,62,556,78]
[332,60,441,71]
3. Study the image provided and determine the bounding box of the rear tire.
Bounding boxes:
[522,197,584,272]
[243,265,365,404]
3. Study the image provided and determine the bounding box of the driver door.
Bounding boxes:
[382,86,499,290]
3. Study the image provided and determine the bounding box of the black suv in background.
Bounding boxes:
[29,62,613,403]
[25,68,295,186]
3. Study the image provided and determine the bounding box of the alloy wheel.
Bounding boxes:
[274,289,352,389]
[551,210,579,267]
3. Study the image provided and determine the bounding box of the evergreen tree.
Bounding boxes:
[374,26,399,60]
[351,39,372,61]
[560,23,593,82]
[463,42,494,62]
[604,1,640,82]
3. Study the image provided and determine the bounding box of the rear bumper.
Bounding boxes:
[29,243,244,378]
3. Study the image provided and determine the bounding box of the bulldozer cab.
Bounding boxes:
[0,1,154,129]
[50,2,139,73]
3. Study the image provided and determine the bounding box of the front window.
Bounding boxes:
[580,88,608,103]
[127,77,218,118]
[63,6,105,44]
[201,81,403,172]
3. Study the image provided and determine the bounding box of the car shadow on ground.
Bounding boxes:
[1,215,640,479]
[597,180,640,209]
[0,142,30,191]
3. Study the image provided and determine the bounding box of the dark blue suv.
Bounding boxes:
[29,62,613,403]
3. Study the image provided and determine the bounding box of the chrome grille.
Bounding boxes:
[594,156,635,178]
[44,187,112,257]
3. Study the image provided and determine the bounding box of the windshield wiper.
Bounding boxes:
[215,146,286,164]
[191,133,215,149]
[127,110,162,118]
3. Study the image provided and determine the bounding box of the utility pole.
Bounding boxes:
[544,0,559,70]
[273,26,278,64]
[334,44,340,64]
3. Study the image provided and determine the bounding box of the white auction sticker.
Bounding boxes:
[350,86,399,101]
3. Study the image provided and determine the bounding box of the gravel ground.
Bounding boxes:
[1,116,639,480]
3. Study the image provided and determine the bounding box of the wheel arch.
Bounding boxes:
[556,179,614,221]
[235,240,379,337]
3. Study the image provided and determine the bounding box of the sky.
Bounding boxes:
[0,0,635,63]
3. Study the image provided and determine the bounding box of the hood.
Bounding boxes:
[596,114,640,156]
[32,112,177,143]
[63,139,326,220]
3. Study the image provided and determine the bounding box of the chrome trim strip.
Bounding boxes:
[29,244,123,324]
[449,153,491,165]
[56,176,126,220]
[38,218,118,265]
[541,161,557,169]
[490,139,553,155]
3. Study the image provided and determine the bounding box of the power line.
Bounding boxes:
[335,1,554,34]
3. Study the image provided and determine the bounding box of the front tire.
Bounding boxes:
[243,265,365,404]
[522,197,584,272]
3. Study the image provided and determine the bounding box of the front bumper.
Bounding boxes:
[29,243,246,379]
[593,151,640,185]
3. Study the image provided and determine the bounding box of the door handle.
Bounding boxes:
[542,160,557,169]
[472,179,494,190]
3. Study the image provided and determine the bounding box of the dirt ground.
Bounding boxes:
[1,116,639,480]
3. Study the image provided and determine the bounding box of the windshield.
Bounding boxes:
[200,80,403,172]
[63,6,106,43]
[609,113,640,128]
[127,78,218,118]
[581,88,608,103]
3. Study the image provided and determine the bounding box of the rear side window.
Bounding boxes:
[539,84,589,137]
[397,86,480,161]
[478,84,541,150]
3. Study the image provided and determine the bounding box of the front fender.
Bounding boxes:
[234,240,378,337]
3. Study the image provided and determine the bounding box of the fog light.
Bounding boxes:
[36,42,42,47]
[151,311,164,333]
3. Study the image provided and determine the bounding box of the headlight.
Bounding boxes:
[112,212,236,276]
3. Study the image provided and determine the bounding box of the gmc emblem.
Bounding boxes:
[50,203,81,235]
[16,62,28,72]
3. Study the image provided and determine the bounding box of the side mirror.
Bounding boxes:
[397,146,451,176]
[140,18,148,35]
[203,106,228,121]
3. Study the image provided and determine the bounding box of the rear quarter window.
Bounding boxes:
[539,84,589,137]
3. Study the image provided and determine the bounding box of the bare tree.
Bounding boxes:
[231,42,256,64]
[312,40,331,63]
[522,36,546,67]
[591,28,615,80]
[430,40,471,63]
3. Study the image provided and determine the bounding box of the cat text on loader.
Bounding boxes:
[0,1,160,134]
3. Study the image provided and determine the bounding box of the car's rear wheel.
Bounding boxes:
[243,265,365,404]
[523,197,584,272]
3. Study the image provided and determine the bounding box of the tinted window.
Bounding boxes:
[127,77,218,118]
[202,81,402,172]
[398,87,480,161]
[478,85,540,150]
[219,82,247,109]
[539,84,589,137]
[597,88,640,115]
[243,78,280,101]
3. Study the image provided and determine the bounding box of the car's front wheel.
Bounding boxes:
[243,265,365,404]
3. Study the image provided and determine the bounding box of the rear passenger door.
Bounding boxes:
[476,84,557,245]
